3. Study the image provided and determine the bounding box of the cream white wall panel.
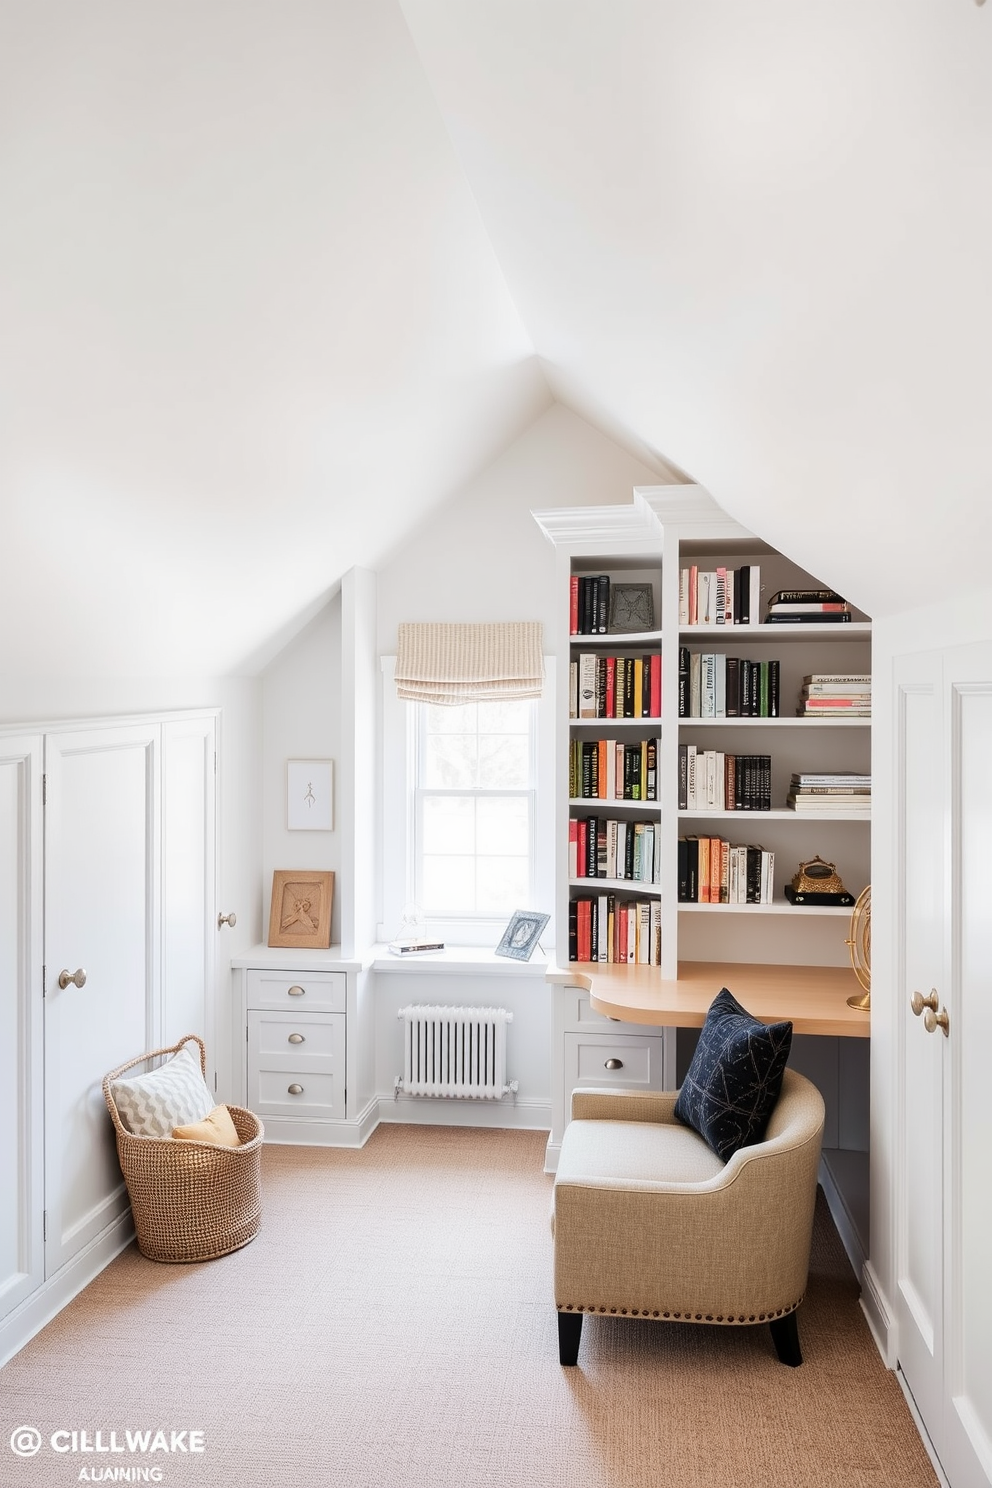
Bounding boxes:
[0,736,43,1317]
[162,715,216,1052]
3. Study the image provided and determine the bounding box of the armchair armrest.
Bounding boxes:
[570,1087,680,1124]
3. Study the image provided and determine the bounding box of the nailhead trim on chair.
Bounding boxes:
[556,1297,805,1324]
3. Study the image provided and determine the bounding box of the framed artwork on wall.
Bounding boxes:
[287,759,334,830]
[267,870,334,949]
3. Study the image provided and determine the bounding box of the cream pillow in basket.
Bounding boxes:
[111,1044,214,1138]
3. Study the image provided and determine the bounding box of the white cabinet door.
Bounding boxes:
[942,648,992,1488]
[895,644,992,1488]
[43,723,159,1277]
[894,650,946,1449]
[0,735,44,1316]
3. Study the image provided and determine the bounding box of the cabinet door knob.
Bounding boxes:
[924,1006,950,1038]
[287,985,306,997]
[911,988,939,1017]
[288,1083,304,1095]
[217,912,237,929]
[58,967,87,990]
[604,1057,624,1070]
[288,1033,305,1044]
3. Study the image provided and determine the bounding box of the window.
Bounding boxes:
[379,656,555,947]
[414,698,535,917]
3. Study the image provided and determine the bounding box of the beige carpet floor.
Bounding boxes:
[1,1125,937,1488]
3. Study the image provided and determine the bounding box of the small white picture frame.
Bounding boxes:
[287,759,334,831]
[495,910,550,962]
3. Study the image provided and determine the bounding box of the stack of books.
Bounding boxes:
[798,674,871,717]
[787,773,871,816]
[764,588,853,624]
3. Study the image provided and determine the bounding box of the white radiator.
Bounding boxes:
[395,1004,517,1100]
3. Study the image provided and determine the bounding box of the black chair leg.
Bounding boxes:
[558,1310,583,1365]
[769,1311,803,1367]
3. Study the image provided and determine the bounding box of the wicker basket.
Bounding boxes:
[103,1034,264,1263]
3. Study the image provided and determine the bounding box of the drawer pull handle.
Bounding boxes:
[604,1057,624,1071]
[288,1033,305,1044]
[288,1083,304,1095]
[287,985,306,997]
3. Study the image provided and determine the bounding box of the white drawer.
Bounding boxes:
[248,1009,343,1067]
[253,1068,344,1120]
[560,986,663,1038]
[563,1030,666,1093]
[246,968,346,1012]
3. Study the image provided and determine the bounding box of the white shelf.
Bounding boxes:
[679,623,871,641]
[678,716,870,727]
[569,877,661,895]
[570,630,662,646]
[677,900,855,917]
[679,809,871,822]
[570,797,661,812]
[571,716,661,727]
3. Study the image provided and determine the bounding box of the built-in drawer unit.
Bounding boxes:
[561,987,663,1038]
[245,968,346,1013]
[247,1009,345,1120]
[563,1030,666,1095]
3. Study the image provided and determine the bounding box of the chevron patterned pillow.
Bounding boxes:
[111,1044,214,1138]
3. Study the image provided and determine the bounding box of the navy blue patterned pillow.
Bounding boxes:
[674,988,793,1162]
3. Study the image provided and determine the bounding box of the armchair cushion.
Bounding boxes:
[673,987,793,1161]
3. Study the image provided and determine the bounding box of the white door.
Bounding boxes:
[941,646,992,1488]
[0,734,44,1316]
[44,723,159,1277]
[894,649,947,1448]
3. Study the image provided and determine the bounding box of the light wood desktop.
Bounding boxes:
[546,961,870,1039]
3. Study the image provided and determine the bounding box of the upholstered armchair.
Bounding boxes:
[553,1067,826,1367]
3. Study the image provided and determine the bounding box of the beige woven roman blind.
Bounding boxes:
[395,622,544,704]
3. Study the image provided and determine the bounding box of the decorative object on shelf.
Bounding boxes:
[287,759,334,830]
[607,583,655,634]
[495,909,550,961]
[845,886,871,1011]
[783,856,855,907]
[388,903,444,955]
[267,869,334,949]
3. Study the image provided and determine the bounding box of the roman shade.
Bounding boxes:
[395,622,544,704]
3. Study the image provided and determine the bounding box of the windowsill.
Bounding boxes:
[370,944,552,975]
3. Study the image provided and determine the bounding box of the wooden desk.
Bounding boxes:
[546,961,870,1039]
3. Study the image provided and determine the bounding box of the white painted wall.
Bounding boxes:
[375,402,665,647]
[260,596,343,945]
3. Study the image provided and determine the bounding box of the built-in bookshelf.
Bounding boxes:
[534,486,872,980]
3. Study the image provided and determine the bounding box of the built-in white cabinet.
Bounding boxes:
[231,948,375,1146]
[0,711,217,1367]
[888,641,992,1488]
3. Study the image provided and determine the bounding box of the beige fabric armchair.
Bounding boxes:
[553,1067,825,1367]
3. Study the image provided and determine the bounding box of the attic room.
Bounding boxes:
[2,4,991,1487]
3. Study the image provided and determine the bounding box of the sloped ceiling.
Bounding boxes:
[3,3,990,679]
[399,0,992,617]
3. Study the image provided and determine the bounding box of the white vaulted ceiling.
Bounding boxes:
[2,2,990,676]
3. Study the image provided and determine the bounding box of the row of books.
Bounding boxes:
[679,649,781,718]
[568,737,660,802]
[569,816,661,884]
[570,574,611,634]
[787,772,871,816]
[569,894,661,964]
[679,747,772,812]
[798,673,871,717]
[678,837,775,904]
[679,564,762,626]
[571,652,661,720]
[765,588,854,625]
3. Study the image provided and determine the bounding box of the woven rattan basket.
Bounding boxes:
[103,1034,264,1263]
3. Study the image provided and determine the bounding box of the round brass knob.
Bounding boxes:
[924,1007,950,1038]
[911,989,939,1017]
[287,985,306,997]
[288,1033,305,1044]
[604,1058,624,1070]
[288,1083,304,1095]
[58,967,87,990]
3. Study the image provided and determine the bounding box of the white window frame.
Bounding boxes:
[378,655,556,948]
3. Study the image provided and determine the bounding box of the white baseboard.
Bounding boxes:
[860,1259,895,1367]
[0,1213,135,1369]
[259,1097,379,1148]
[544,1136,560,1173]
[375,1093,551,1132]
